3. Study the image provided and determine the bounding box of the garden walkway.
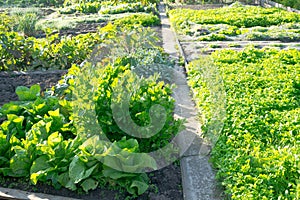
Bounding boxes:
[158,3,223,200]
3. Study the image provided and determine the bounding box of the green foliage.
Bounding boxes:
[15,85,41,101]
[0,24,180,196]
[76,2,101,13]
[0,14,160,71]
[272,0,300,10]
[95,64,180,152]
[168,5,300,31]
[114,13,160,27]
[12,13,39,36]
[99,2,156,15]
[9,7,41,37]
[0,59,178,196]
[187,47,300,199]
[60,2,102,14]
[0,30,102,71]
[0,13,13,32]
[169,5,300,42]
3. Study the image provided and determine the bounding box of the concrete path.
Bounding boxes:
[0,186,80,200]
[158,3,223,200]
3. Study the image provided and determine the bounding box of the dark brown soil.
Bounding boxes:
[0,163,183,200]
[0,14,182,199]
[0,68,183,200]
[0,70,66,106]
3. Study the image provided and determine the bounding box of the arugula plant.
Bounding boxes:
[187,47,300,200]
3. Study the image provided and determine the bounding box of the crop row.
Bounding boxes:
[60,2,157,14]
[187,47,300,199]
[0,12,160,71]
[0,0,159,8]
[0,24,181,197]
[168,3,300,42]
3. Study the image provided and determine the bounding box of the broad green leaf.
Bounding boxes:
[129,179,149,195]
[47,132,63,147]
[0,168,14,176]
[69,156,86,183]
[58,172,77,191]
[103,138,157,173]
[16,85,41,101]
[0,102,22,116]
[0,156,9,166]
[102,166,136,180]
[10,149,31,177]
[79,135,108,159]
[30,155,51,174]
[80,178,98,192]
[48,109,60,117]
[0,131,9,155]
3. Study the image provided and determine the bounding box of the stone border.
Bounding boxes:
[159,3,223,200]
[0,187,80,200]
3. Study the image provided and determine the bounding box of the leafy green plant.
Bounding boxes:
[0,24,181,197]
[0,29,102,71]
[187,47,300,200]
[0,59,179,196]
[114,13,160,27]
[13,13,39,37]
[168,5,300,35]
[169,5,300,42]
[15,85,41,101]
[0,13,14,32]
[99,2,156,15]
[75,2,102,13]
[95,64,181,152]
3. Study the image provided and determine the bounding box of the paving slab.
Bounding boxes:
[181,156,222,200]
[158,3,223,200]
[0,187,80,200]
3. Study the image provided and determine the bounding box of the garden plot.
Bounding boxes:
[168,2,300,60]
[0,1,161,101]
[0,1,185,199]
[181,41,300,60]
[168,2,300,200]
[186,47,300,200]
[1,2,160,37]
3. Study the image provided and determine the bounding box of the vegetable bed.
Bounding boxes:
[0,1,160,72]
[0,0,184,198]
[187,47,300,199]
[0,23,183,198]
[168,3,300,42]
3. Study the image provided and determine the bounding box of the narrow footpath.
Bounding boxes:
[158,3,223,200]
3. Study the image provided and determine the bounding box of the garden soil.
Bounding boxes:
[0,163,183,200]
[0,25,183,200]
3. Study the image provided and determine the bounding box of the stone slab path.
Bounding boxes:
[0,186,80,200]
[158,3,223,200]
